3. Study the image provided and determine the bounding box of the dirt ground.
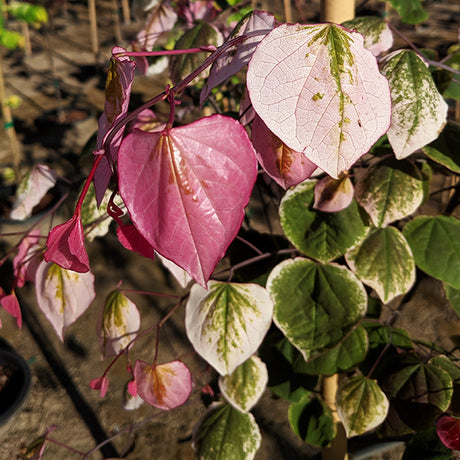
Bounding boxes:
[0,0,459,459]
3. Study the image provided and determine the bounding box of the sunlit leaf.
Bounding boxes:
[346,227,415,303]
[380,50,448,159]
[118,115,257,286]
[354,159,424,227]
[10,164,57,221]
[192,403,261,460]
[342,16,393,56]
[336,375,389,437]
[185,281,273,375]
[6,2,48,24]
[35,261,95,340]
[422,122,460,173]
[280,180,368,263]
[247,23,391,178]
[313,174,354,212]
[403,216,460,289]
[288,394,336,447]
[218,356,268,412]
[267,258,367,361]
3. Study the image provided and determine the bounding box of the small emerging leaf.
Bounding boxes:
[313,174,354,213]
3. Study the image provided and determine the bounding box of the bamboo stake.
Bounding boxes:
[88,0,99,59]
[121,0,130,24]
[21,22,32,55]
[320,0,355,23]
[283,0,293,23]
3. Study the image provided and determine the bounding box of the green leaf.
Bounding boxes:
[380,50,448,159]
[0,27,24,49]
[288,394,336,447]
[402,427,453,460]
[383,0,428,24]
[431,356,460,384]
[185,281,273,375]
[267,258,367,361]
[346,227,415,303]
[302,326,368,376]
[218,356,268,412]
[336,376,389,437]
[280,180,368,263]
[6,2,48,24]
[354,159,424,227]
[444,283,460,317]
[422,122,460,173]
[403,216,460,289]
[193,403,261,460]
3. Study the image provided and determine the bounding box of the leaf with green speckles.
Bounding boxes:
[218,356,268,412]
[247,23,391,178]
[185,281,273,375]
[346,227,415,303]
[267,258,367,361]
[35,261,95,341]
[355,159,424,227]
[380,50,448,159]
[336,376,389,437]
[192,402,261,460]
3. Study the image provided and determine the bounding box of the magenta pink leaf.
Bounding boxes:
[134,360,192,410]
[94,46,136,205]
[247,23,391,178]
[13,229,42,287]
[10,164,57,221]
[118,114,258,286]
[117,223,155,260]
[200,11,275,105]
[90,376,109,397]
[252,114,317,189]
[437,414,460,450]
[313,174,354,212]
[44,214,89,273]
[127,379,137,397]
[0,290,22,328]
[35,261,95,341]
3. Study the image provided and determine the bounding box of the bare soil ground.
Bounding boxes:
[0,1,459,459]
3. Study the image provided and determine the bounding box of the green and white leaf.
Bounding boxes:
[422,122,460,173]
[342,17,393,56]
[380,49,448,159]
[302,326,368,376]
[346,227,415,303]
[354,159,424,227]
[267,258,367,362]
[280,180,368,263]
[288,394,337,447]
[444,282,460,318]
[218,356,268,412]
[185,281,273,375]
[192,402,261,460]
[336,376,389,437]
[403,216,460,289]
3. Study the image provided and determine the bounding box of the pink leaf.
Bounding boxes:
[90,376,109,397]
[313,174,354,212]
[247,23,391,178]
[0,290,22,328]
[118,114,257,286]
[13,229,42,287]
[252,114,317,189]
[437,414,460,450]
[44,214,89,273]
[35,261,95,341]
[127,379,137,397]
[94,46,136,205]
[10,164,57,220]
[200,11,275,105]
[134,360,192,410]
[117,223,155,260]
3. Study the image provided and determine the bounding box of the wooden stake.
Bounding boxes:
[88,0,99,59]
[320,0,355,23]
[284,0,293,23]
[121,0,131,24]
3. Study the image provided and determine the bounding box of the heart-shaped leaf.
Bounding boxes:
[192,403,261,460]
[280,180,368,263]
[403,216,460,289]
[346,227,416,303]
[218,355,268,412]
[247,23,391,178]
[336,375,389,437]
[118,115,257,286]
[185,281,273,375]
[380,50,448,159]
[267,258,367,361]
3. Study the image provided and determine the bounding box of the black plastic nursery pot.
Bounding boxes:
[0,338,31,433]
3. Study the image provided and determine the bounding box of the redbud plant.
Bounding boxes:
[1,0,460,458]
